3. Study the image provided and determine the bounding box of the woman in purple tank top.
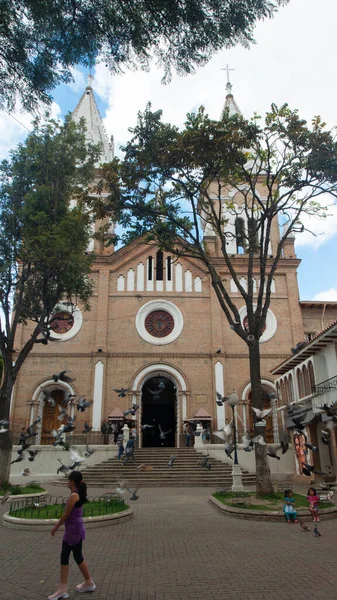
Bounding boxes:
[48,471,96,600]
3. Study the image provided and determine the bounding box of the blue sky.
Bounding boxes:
[1,0,336,301]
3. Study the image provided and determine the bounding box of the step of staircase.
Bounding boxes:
[78,448,255,488]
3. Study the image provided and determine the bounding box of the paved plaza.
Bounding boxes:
[1,483,337,600]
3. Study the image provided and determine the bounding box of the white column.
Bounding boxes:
[215,361,225,430]
[175,263,183,292]
[136,263,145,291]
[176,391,180,448]
[182,393,187,421]
[194,423,203,448]
[127,269,135,291]
[92,361,104,431]
[29,403,35,426]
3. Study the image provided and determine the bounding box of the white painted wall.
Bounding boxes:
[92,361,104,431]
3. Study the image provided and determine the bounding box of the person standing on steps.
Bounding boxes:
[116,429,124,460]
[48,471,96,599]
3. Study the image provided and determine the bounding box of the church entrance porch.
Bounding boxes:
[141,377,176,447]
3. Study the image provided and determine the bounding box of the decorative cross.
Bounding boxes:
[87,73,94,88]
[221,64,234,84]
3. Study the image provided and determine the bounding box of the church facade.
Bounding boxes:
[9,82,337,452]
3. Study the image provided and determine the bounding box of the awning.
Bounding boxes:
[192,407,212,420]
[108,407,124,420]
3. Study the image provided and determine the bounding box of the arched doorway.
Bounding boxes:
[141,376,176,447]
[41,389,67,445]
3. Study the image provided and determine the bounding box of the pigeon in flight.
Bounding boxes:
[53,370,75,383]
[212,424,232,443]
[242,433,254,452]
[158,424,172,441]
[117,481,140,501]
[77,397,93,412]
[42,390,56,408]
[147,388,164,401]
[57,459,70,475]
[321,430,331,445]
[82,423,92,434]
[113,387,129,398]
[28,450,38,462]
[0,419,9,433]
[85,445,95,457]
[61,393,76,407]
[251,407,272,426]
[57,409,68,422]
[267,445,281,460]
[224,444,235,459]
[124,404,139,417]
[168,455,176,468]
[141,424,154,431]
[63,417,76,433]
[11,454,24,464]
[69,449,85,470]
[216,392,229,406]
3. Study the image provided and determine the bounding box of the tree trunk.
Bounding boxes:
[249,342,274,497]
[0,382,14,488]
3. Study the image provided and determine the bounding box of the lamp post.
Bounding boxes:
[227,390,244,492]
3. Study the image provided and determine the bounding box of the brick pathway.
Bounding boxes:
[1,483,337,600]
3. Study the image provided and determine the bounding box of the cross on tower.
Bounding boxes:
[221,64,234,84]
[87,73,94,88]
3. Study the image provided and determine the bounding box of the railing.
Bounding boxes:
[311,375,337,397]
[9,493,125,519]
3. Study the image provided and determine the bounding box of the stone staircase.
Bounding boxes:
[80,448,256,488]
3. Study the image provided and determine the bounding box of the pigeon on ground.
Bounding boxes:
[314,524,321,537]
[168,455,176,468]
[299,519,310,531]
[21,468,31,476]
[112,387,129,398]
[200,455,212,470]
[77,397,93,412]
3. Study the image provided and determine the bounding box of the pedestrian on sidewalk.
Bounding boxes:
[116,430,124,460]
[283,489,298,524]
[48,471,96,599]
[307,487,320,522]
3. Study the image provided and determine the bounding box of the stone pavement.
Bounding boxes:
[1,482,337,600]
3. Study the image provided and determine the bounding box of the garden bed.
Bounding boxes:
[209,491,337,521]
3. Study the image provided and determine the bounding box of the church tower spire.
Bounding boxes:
[72,74,114,165]
[221,65,240,118]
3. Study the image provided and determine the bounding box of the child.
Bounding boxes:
[48,471,96,599]
[284,489,298,524]
[307,487,320,522]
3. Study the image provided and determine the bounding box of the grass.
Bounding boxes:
[0,483,45,496]
[213,491,335,511]
[9,499,129,519]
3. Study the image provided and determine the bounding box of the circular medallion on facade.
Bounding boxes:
[50,311,74,335]
[239,306,277,343]
[135,300,184,346]
[145,310,174,338]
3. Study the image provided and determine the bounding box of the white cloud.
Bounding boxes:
[68,67,86,93]
[313,289,337,302]
[0,102,62,160]
[294,196,337,249]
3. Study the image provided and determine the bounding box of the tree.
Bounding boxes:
[0,116,100,486]
[1,0,289,111]
[94,104,337,495]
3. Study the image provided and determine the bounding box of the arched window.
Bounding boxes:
[303,365,311,396]
[297,369,304,399]
[283,377,289,405]
[248,216,259,250]
[235,217,245,254]
[308,361,315,392]
[156,251,164,281]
